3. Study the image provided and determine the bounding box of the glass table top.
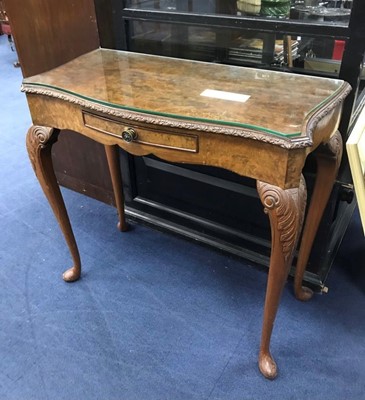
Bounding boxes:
[23,49,347,138]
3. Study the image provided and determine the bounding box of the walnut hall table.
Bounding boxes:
[22,49,351,379]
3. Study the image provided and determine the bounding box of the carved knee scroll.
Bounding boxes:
[26,125,81,282]
[294,131,343,301]
[257,176,306,379]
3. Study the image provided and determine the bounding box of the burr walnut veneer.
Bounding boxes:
[22,49,351,379]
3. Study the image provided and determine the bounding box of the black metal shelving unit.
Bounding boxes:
[95,0,365,291]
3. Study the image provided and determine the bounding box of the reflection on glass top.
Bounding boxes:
[23,49,346,137]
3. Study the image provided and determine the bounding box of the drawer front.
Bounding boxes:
[82,111,199,153]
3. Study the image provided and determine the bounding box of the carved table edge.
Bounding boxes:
[21,82,351,150]
[22,84,315,150]
[303,82,352,141]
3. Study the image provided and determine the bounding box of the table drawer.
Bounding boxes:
[82,111,198,153]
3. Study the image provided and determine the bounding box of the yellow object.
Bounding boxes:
[237,0,261,15]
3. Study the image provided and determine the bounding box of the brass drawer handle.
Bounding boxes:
[122,128,137,143]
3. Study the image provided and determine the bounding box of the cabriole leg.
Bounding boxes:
[294,131,342,301]
[104,144,128,232]
[26,125,81,282]
[257,176,306,379]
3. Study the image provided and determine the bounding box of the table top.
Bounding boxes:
[22,48,350,140]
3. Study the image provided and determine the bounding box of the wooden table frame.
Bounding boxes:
[22,52,351,379]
